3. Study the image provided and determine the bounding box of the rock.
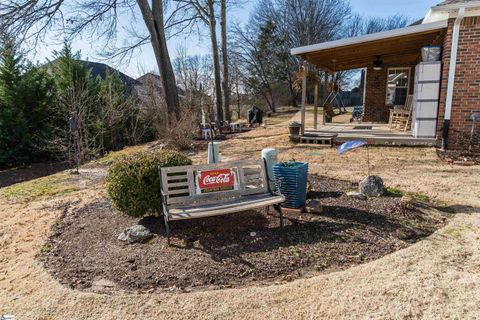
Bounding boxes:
[90,278,117,293]
[346,191,367,200]
[118,225,153,244]
[305,199,323,213]
[359,175,385,197]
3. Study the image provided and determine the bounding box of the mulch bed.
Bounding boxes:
[437,149,480,165]
[41,175,447,294]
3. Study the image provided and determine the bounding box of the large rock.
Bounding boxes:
[118,225,153,244]
[359,175,385,197]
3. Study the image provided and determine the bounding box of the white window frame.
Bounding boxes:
[385,67,411,106]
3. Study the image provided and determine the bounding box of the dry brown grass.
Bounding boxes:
[1,110,480,319]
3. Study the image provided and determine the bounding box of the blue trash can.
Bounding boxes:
[273,162,308,208]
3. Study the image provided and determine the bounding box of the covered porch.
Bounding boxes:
[305,123,436,146]
[291,20,448,145]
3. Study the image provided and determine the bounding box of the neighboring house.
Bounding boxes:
[291,0,480,149]
[46,61,184,106]
[135,72,185,101]
[79,60,140,89]
[45,59,140,90]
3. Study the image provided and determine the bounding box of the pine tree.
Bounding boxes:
[0,34,29,166]
[19,65,56,160]
[50,42,100,162]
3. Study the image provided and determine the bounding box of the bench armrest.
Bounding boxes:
[268,177,283,196]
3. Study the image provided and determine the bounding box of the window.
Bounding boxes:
[386,68,410,106]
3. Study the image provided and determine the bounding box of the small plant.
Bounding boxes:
[409,192,430,202]
[279,160,300,167]
[106,150,192,217]
[385,187,403,197]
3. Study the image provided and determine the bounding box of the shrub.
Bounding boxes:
[106,149,192,217]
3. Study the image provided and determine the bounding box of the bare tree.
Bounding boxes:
[220,0,230,122]
[231,21,281,112]
[228,50,242,119]
[345,13,410,37]
[0,0,190,120]
[173,45,214,110]
[247,0,351,107]
[174,0,224,121]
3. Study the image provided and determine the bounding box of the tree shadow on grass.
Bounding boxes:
[0,161,71,188]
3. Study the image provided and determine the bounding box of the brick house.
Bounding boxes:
[291,0,480,149]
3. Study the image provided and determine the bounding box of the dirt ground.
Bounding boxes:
[41,176,445,294]
[1,110,480,319]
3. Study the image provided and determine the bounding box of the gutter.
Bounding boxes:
[442,7,465,150]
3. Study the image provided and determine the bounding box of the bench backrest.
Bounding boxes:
[160,160,270,206]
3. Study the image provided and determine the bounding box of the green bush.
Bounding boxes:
[106,150,192,217]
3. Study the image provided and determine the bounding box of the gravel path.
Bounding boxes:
[1,111,479,319]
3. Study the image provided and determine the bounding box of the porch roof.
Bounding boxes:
[290,20,448,72]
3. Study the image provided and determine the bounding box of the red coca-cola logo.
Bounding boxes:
[197,169,235,190]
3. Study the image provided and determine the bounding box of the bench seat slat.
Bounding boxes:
[244,173,262,180]
[167,181,190,188]
[167,174,188,181]
[167,189,191,195]
[167,194,285,220]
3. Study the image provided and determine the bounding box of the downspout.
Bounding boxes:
[442,7,465,150]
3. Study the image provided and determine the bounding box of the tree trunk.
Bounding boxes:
[208,1,223,121]
[220,0,230,122]
[137,0,180,121]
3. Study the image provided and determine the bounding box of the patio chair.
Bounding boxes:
[388,95,413,132]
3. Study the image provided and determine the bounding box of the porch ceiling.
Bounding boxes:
[291,21,448,72]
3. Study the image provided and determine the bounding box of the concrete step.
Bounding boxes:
[300,134,337,146]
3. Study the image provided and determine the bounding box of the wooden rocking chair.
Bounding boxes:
[388,94,413,132]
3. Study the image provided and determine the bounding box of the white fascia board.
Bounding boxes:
[290,20,448,56]
[431,1,480,11]
[423,9,450,23]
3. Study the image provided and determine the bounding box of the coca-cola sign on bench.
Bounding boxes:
[195,168,237,194]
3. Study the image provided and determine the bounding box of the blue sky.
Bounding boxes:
[34,0,440,78]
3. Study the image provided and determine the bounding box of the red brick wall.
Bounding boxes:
[364,65,415,123]
[438,17,480,149]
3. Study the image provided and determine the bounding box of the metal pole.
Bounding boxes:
[367,144,370,177]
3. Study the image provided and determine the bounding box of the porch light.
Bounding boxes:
[373,56,383,71]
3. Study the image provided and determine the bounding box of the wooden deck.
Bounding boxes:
[304,123,437,146]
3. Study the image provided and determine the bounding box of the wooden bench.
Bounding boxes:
[159,160,285,244]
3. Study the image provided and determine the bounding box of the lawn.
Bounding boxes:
[1,109,479,319]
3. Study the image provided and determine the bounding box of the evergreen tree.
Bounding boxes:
[19,65,56,160]
[50,42,100,163]
[0,34,29,166]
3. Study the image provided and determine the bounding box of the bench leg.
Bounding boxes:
[273,204,284,229]
[163,214,170,245]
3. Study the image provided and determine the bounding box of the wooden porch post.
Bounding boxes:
[322,72,328,125]
[313,67,319,130]
[301,61,307,135]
